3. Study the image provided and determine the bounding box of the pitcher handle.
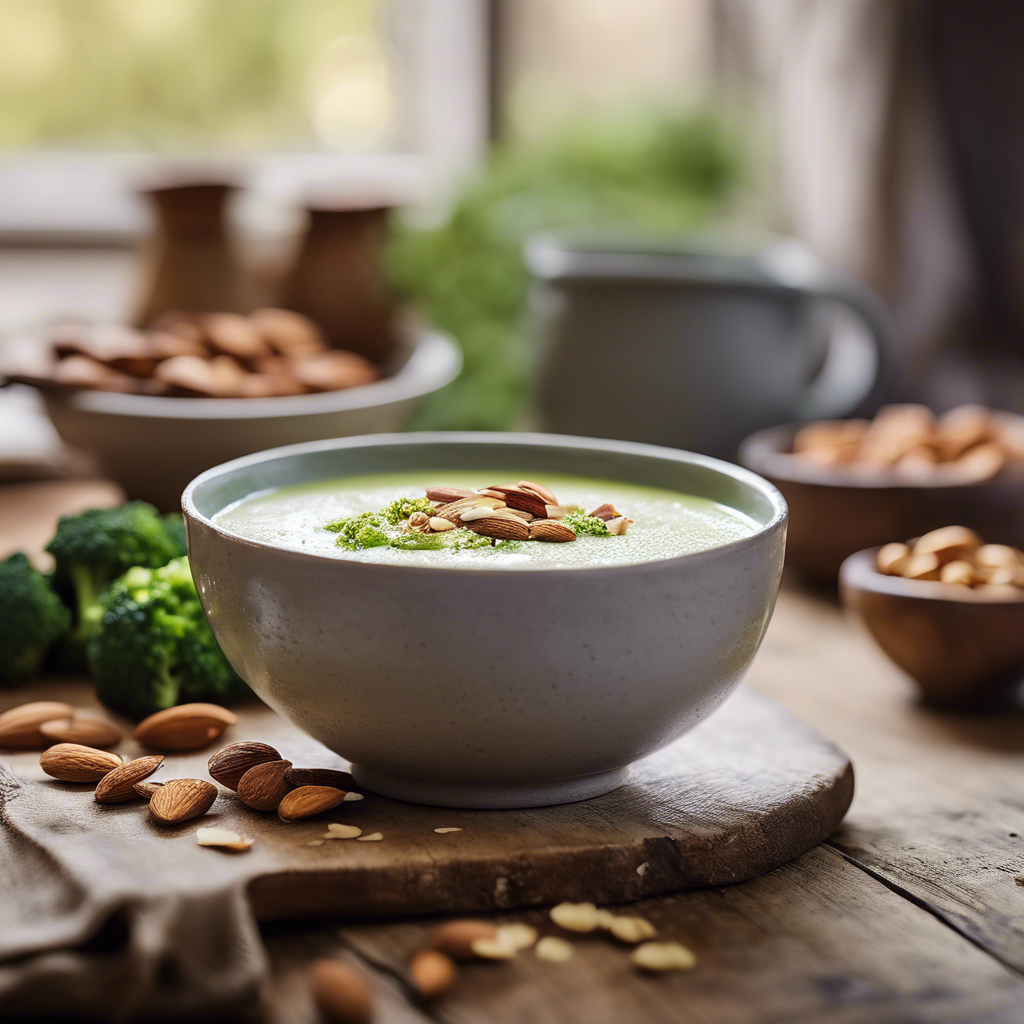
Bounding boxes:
[760,243,898,421]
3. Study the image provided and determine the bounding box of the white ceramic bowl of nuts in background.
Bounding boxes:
[183,433,788,808]
[38,324,461,511]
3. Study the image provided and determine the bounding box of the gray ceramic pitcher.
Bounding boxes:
[527,235,896,458]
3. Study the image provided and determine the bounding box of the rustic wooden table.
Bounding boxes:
[3,479,1023,1023]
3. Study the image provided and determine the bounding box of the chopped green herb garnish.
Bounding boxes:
[381,496,435,525]
[562,511,611,536]
[325,512,390,549]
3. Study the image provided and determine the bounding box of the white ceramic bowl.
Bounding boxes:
[41,325,460,510]
[183,433,787,808]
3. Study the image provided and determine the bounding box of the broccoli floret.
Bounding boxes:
[562,511,611,537]
[160,513,188,557]
[0,553,71,685]
[88,557,247,718]
[380,496,435,524]
[46,501,186,645]
[325,512,391,549]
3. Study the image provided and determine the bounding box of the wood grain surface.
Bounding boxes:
[4,477,1024,1023]
[0,681,852,922]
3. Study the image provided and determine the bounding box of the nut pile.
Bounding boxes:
[6,308,379,398]
[1,700,364,834]
[308,902,696,1023]
[792,404,1024,482]
[418,482,631,543]
[877,526,1024,594]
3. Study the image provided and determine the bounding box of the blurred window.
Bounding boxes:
[0,0,489,238]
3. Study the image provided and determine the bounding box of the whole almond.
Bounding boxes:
[529,519,576,543]
[284,767,356,790]
[425,485,476,504]
[237,759,293,811]
[134,703,237,752]
[40,717,122,748]
[39,743,123,782]
[150,778,218,824]
[209,741,282,790]
[308,959,373,1024]
[464,516,529,541]
[410,949,457,999]
[486,486,547,518]
[0,702,75,749]
[278,785,347,821]
[428,920,499,960]
[134,780,164,799]
[95,755,164,803]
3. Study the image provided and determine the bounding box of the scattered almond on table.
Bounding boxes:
[792,404,1024,482]
[877,527,1024,593]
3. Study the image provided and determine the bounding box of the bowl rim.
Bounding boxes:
[182,431,788,579]
[34,324,461,421]
[740,420,1024,491]
[840,547,1024,604]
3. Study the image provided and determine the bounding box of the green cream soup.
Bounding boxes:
[213,472,757,570]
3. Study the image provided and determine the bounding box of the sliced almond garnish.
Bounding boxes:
[605,516,632,535]
[544,503,578,519]
[356,832,384,842]
[485,486,548,518]
[433,496,505,523]
[429,516,457,532]
[425,486,477,504]
[518,480,558,504]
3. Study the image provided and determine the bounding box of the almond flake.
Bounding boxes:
[324,824,362,839]
[356,832,383,842]
[196,826,252,851]
[434,827,462,833]
[307,839,325,847]
[535,936,574,963]
[342,792,364,802]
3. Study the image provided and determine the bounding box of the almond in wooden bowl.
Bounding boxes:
[840,547,1024,707]
[740,408,1024,581]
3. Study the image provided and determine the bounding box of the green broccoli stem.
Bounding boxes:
[152,656,182,712]
[68,563,109,642]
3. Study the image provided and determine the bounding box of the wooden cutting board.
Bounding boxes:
[1,679,853,921]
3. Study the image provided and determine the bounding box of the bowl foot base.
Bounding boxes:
[349,765,630,809]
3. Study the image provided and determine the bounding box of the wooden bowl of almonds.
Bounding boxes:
[839,527,1024,706]
[740,404,1024,581]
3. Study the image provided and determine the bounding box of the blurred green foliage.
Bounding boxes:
[387,110,741,431]
[0,0,375,148]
